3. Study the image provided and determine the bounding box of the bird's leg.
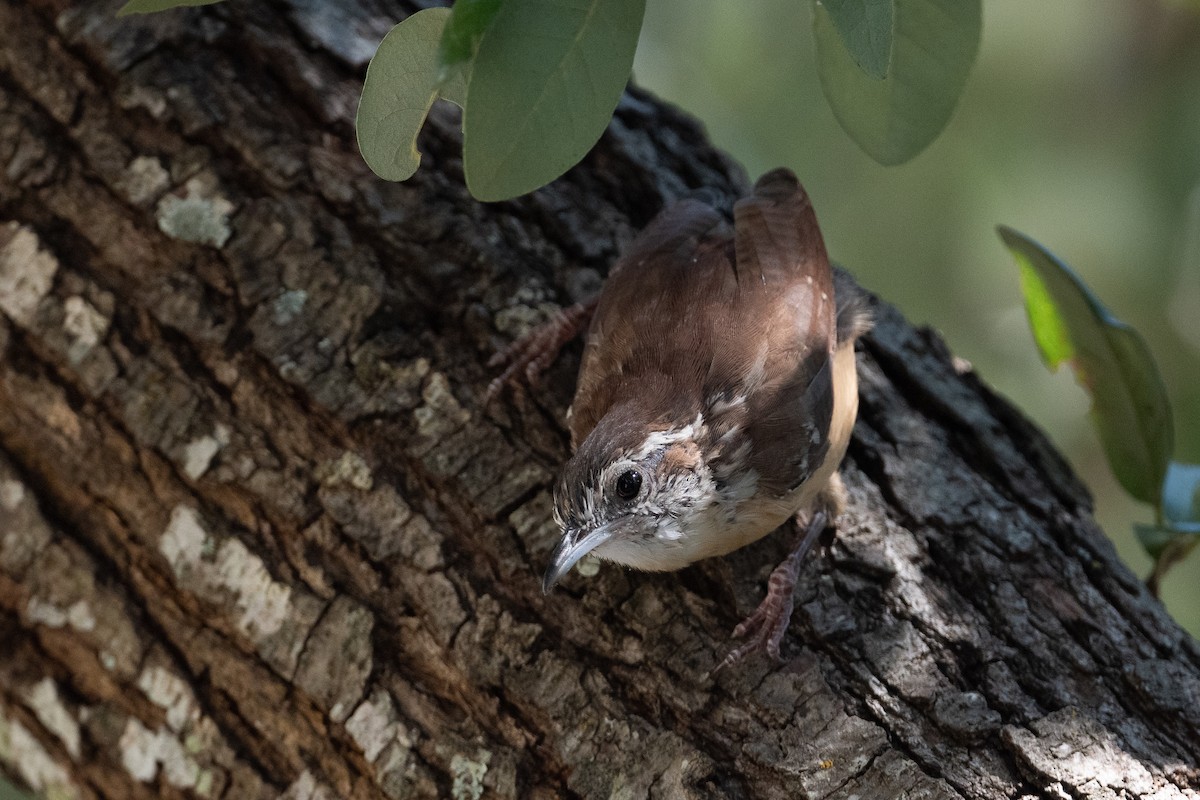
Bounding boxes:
[485,297,598,403]
[714,509,829,673]
[714,474,847,673]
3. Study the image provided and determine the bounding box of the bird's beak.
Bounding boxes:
[542,525,614,593]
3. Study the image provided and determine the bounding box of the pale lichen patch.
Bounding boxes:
[160,505,209,577]
[195,769,216,797]
[159,504,317,670]
[116,83,169,119]
[345,689,412,764]
[156,177,235,248]
[125,660,225,797]
[316,450,373,491]
[0,478,25,510]
[271,288,308,325]
[215,537,292,640]
[576,555,601,577]
[493,299,560,339]
[413,372,470,441]
[280,770,338,800]
[0,222,59,326]
[382,356,430,407]
[181,423,231,480]
[117,717,159,782]
[137,665,199,732]
[118,717,202,790]
[450,750,491,800]
[116,155,171,206]
[24,598,95,633]
[22,678,82,760]
[66,600,95,632]
[62,295,110,364]
[0,708,80,800]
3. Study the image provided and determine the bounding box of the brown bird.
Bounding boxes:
[491,168,871,668]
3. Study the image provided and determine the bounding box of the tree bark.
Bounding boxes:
[0,2,1197,799]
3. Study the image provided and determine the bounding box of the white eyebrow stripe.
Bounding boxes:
[628,413,705,462]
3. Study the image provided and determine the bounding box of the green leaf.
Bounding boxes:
[463,0,646,202]
[439,61,469,110]
[814,0,980,165]
[1162,461,1200,532]
[117,0,224,14]
[439,0,504,71]
[356,8,456,183]
[999,226,1174,506]
[820,0,895,80]
[435,0,499,108]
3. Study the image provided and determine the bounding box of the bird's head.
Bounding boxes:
[544,404,717,591]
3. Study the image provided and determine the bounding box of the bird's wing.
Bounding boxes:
[568,198,727,447]
[608,198,727,281]
[724,169,838,498]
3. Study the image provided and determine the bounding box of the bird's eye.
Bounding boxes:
[615,469,642,500]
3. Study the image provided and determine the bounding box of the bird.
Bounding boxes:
[490,168,871,668]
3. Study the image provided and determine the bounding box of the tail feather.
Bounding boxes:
[732,168,828,290]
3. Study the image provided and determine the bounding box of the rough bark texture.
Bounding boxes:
[0,2,1198,799]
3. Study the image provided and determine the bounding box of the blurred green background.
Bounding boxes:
[633,0,1200,636]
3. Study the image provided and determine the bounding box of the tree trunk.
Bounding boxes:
[0,2,1197,798]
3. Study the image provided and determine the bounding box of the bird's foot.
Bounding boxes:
[485,298,597,404]
[714,510,829,674]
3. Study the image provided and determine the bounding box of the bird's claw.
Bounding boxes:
[711,510,830,676]
[484,300,596,404]
[713,568,797,674]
